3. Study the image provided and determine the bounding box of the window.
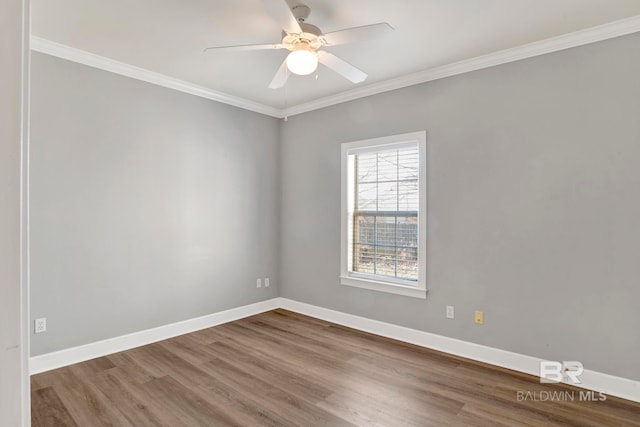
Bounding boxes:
[340,131,427,299]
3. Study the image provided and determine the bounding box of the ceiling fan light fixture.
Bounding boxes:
[286,44,318,76]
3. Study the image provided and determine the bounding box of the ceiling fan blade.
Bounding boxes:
[262,0,303,34]
[204,43,284,53]
[321,23,394,46]
[268,59,289,89]
[318,51,367,84]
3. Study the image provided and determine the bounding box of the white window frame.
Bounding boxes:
[340,131,427,299]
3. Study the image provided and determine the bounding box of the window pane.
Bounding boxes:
[397,216,418,248]
[357,153,377,183]
[377,182,397,211]
[375,248,396,277]
[398,147,419,180]
[397,259,418,280]
[398,181,419,211]
[357,183,377,210]
[377,150,398,182]
[375,216,396,248]
[353,244,375,274]
[355,216,420,280]
[397,222,418,280]
[355,215,375,245]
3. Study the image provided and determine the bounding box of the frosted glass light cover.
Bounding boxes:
[286,49,318,75]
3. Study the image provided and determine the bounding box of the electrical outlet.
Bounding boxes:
[256,278,262,288]
[34,318,47,334]
[265,278,270,287]
[446,305,454,319]
[475,310,484,325]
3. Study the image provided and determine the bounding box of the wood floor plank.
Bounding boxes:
[322,323,462,368]
[190,367,295,427]
[157,338,217,366]
[142,376,239,427]
[31,310,640,426]
[198,356,357,427]
[210,324,359,395]
[30,370,60,392]
[130,340,289,426]
[49,367,133,426]
[190,323,227,341]
[243,317,357,360]
[67,356,115,378]
[89,368,179,427]
[206,331,421,413]
[215,318,464,423]
[31,387,78,427]
[215,321,353,372]
[204,338,334,403]
[105,351,158,384]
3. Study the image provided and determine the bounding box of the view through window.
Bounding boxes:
[351,146,419,281]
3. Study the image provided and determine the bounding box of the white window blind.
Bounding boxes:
[350,145,419,280]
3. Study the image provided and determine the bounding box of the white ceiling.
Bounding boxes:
[32,0,640,111]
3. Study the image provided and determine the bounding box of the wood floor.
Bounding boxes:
[31,309,640,426]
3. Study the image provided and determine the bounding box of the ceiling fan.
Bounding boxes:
[204,0,394,89]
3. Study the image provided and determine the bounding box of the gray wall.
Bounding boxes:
[30,53,280,356]
[1,0,28,424]
[30,31,640,383]
[279,33,640,381]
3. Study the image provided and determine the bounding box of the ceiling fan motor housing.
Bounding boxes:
[291,4,311,22]
[282,22,323,50]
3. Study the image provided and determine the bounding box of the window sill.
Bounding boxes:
[340,275,427,299]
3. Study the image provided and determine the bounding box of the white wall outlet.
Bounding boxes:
[265,277,270,287]
[256,278,262,288]
[446,306,455,319]
[34,318,47,334]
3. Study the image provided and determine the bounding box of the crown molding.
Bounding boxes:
[31,14,640,119]
[30,36,284,118]
[285,14,640,117]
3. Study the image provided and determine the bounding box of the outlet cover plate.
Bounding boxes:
[446,305,454,319]
[35,318,47,334]
[475,310,484,325]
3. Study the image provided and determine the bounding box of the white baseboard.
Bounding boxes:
[30,296,639,403]
[278,298,640,403]
[29,298,281,375]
